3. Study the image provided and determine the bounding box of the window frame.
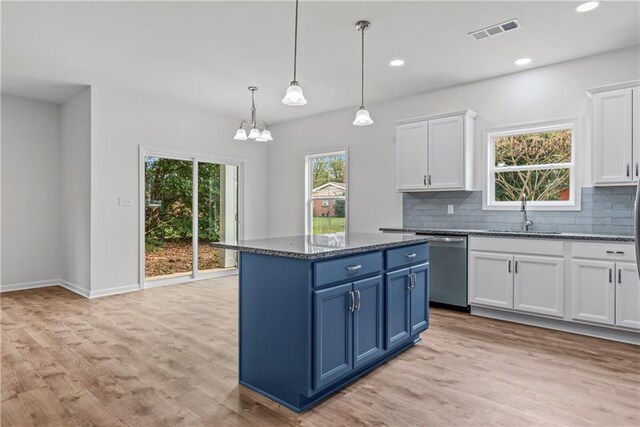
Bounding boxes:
[304,149,349,236]
[484,119,580,211]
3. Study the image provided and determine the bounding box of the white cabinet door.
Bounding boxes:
[396,121,428,191]
[469,251,513,309]
[571,260,615,325]
[513,255,565,318]
[633,88,640,183]
[615,262,640,330]
[593,89,633,185]
[427,115,465,190]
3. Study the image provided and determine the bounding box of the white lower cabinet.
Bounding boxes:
[615,262,640,330]
[514,255,565,318]
[469,251,513,309]
[571,259,616,325]
[469,237,640,339]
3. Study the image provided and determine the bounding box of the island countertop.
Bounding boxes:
[211,232,431,260]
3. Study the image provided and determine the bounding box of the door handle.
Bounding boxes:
[348,291,355,312]
[627,164,631,177]
[407,273,413,290]
[618,268,622,284]
[609,268,613,283]
[423,175,427,186]
[355,290,361,311]
[514,260,518,274]
[428,175,432,186]
[430,237,466,243]
[508,260,511,273]
[635,162,638,177]
[346,264,362,272]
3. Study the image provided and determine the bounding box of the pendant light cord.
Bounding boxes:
[361,27,365,108]
[293,0,299,83]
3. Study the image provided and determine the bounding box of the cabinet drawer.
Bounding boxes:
[572,242,635,262]
[314,252,383,288]
[386,244,429,270]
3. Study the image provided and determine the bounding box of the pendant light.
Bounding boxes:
[282,0,307,106]
[353,20,373,126]
[233,86,273,142]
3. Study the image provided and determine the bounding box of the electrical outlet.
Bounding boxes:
[448,205,454,215]
[118,197,132,207]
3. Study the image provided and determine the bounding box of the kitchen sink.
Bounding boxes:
[485,229,562,235]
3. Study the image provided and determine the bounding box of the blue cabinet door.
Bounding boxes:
[353,275,384,368]
[385,268,411,349]
[410,262,429,334]
[313,283,354,389]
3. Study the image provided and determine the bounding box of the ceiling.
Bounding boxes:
[2,1,639,124]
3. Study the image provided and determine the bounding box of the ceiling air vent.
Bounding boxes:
[469,19,521,41]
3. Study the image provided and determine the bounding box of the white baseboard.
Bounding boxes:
[1,279,90,298]
[89,284,141,298]
[471,306,640,345]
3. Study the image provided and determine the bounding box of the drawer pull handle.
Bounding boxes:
[405,253,417,258]
[606,250,625,255]
[346,264,362,272]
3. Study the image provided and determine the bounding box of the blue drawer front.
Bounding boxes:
[385,244,429,271]
[314,251,383,288]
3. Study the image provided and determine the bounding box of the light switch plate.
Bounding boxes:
[119,197,132,207]
[448,205,454,214]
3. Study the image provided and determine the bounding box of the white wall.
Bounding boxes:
[90,86,269,293]
[1,95,63,285]
[60,88,91,292]
[268,47,640,236]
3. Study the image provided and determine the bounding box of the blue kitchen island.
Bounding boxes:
[211,232,431,412]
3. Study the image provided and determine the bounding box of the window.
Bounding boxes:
[305,151,348,235]
[486,120,577,210]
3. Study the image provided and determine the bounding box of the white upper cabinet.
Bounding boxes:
[395,121,428,191]
[589,82,638,186]
[395,110,476,192]
[633,87,640,183]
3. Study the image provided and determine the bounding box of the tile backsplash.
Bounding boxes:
[403,187,637,235]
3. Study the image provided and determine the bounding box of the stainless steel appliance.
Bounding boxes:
[420,234,469,311]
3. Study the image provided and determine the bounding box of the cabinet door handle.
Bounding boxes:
[407,274,413,290]
[428,175,432,186]
[423,175,427,186]
[355,290,361,311]
[635,162,638,177]
[346,264,362,272]
[508,260,511,273]
[627,164,631,177]
[405,253,417,259]
[514,260,518,274]
[609,268,613,283]
[618,268,622,284]
[348,291,355,312]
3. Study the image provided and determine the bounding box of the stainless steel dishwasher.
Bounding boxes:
[421,235,468,311]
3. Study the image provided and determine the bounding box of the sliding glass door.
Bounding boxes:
[143,152,240,285]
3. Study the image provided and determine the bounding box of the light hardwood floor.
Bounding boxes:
[1,277,639,426]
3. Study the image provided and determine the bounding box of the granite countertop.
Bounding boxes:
[380,227,634,242]
[210,232,431,260]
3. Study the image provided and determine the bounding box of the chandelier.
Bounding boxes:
[233,86,273,142]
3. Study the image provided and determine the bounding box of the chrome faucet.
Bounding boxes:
[521,193,534,232]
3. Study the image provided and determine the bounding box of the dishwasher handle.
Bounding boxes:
[428,237,466,243]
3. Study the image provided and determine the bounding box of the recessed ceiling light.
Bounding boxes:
[515,57,532,66]
[390,59,405,67]
[576,1,600,12]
